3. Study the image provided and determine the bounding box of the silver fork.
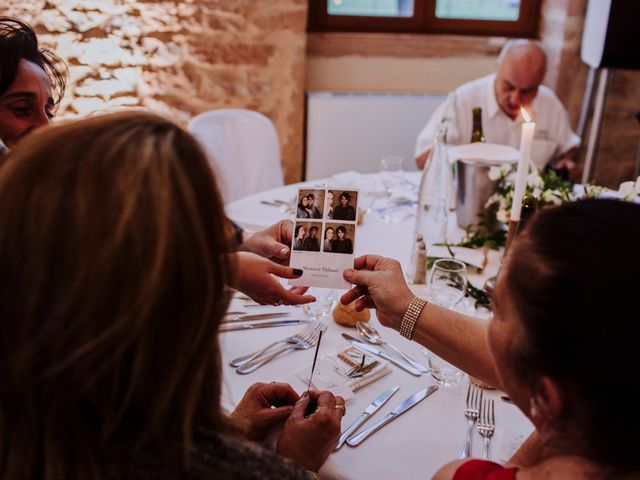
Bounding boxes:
[230,321,321,368]
[235,322,327,374]
[457,383,482,459]
[477,397,496,460]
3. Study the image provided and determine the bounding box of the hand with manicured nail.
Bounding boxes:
[238,220,294,265]
[230,252,315,306]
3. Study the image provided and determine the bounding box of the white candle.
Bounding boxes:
[510,108,535,222]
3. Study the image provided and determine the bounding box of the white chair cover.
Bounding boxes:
[188,109,284,203]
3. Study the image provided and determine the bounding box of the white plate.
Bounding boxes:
[448,142,519,165]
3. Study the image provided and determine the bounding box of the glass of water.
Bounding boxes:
[424,258,468,385]
[379,156,404,198]
[429,258,467,309]
[303,288,338,320]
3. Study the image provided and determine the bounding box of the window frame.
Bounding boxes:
[307,0,541,38]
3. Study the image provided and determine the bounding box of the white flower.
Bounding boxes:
[496,209,509,223]
[488,166,502,181]
[527,171,543,188]
[635,175,640,195]
[532,187,542,198]
[618,181,636,200]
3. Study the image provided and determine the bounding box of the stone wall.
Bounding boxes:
[0,0,308,183]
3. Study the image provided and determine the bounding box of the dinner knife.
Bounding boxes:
[346,385,438,447]
[220,319,308,332]
[222,312,291,323]
[342,333,422,377]
[335,385,400,450]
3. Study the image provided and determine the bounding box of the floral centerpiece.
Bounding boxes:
[458,167,640,251]
[444,169,640,307]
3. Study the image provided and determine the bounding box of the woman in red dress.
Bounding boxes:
[341,199,640,480]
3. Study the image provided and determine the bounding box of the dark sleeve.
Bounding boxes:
[224,219,244,251]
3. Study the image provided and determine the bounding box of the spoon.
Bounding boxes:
[355,322,429,373]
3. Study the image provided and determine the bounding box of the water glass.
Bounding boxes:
[423,349,465,386]
[429,258,468,309]
[379,156,404,198]
[303,288,338,320]
[424,258,468,385]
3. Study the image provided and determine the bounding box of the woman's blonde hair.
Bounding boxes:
[0,111,233,478]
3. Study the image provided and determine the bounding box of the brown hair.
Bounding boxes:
[506,199,640,472]
[0,111,233,478]
[0,17,67,111]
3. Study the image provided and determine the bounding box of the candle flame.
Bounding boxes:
[520,107,531,123]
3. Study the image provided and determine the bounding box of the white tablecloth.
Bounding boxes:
[223,172,533,480]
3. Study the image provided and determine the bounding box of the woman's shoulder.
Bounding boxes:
[197,432,309,480]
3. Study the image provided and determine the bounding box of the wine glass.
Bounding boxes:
[379,156,404,198]
[303,288,338,321]
[429,258,467,309]
[423,258,468,385]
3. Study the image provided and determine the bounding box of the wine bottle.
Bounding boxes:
[470,107,486,143]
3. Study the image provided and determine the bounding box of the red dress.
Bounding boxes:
[453,460,518,480]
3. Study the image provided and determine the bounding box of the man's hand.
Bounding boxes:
[230,252,314,305]
[239,220,293,264]
[341,255,414,330]
[230,382,300,442]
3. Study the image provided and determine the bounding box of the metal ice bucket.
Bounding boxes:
[455,158,500,229]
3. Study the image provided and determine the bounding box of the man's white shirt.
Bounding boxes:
[415,74,580,170]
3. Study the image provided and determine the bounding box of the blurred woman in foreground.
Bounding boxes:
[342,199,640,479]
[0,111,342,479]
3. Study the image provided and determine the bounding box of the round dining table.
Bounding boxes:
[223,171,534,480]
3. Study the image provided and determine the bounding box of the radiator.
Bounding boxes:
[305,92,445,180]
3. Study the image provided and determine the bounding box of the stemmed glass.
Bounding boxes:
[303,288,337,321]
[379,156,404,198]
[429,258,468,309]
[423,258,468,385]
[379,156,404,222]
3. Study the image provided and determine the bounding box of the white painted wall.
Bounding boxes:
[305,92,446,179]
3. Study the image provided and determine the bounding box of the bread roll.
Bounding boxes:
[332,301,370,327]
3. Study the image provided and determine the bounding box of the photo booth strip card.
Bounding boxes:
[289,188,359,289]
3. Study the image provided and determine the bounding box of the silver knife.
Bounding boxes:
[346,385,438,446]
[342,333,422,377]
[220,319,308,332]
[335,386,400,450]
[222,312,291,323]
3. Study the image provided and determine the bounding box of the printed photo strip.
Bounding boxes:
[289,188,358,289]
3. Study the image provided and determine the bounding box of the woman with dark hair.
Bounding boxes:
[0,111,343,479]
[293,224,306,250]
[341,199,640,479]
[332,192,356,221]
[331,225,353,254]
[0,17,67,151]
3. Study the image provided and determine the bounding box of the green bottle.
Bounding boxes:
[471,107,486,143]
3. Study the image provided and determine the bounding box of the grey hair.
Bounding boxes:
[497,39,547,66]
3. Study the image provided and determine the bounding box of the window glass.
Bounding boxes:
[327,0,414,17]
[435,0,520,21]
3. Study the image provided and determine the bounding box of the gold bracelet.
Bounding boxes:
[400,296,428,340]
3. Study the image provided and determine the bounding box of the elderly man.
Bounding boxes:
[415,40,579,177]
